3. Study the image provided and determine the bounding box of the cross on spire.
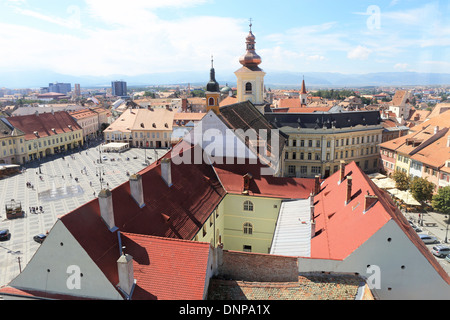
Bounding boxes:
[249,18,252,31]
[211,55,214,69]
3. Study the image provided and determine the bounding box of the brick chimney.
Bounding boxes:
[181,98,188,112]
[346,176,353,204]
[98,189,117,231]
[339,161,346,184]
[314,175,321,195]
[129,174,145,208]
[117,252,135,299]
[364,194,378,213]
[161,158,173,187]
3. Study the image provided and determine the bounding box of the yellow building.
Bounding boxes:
[6,111,84,162]
[105,108,174,148]
[0,118,26,164]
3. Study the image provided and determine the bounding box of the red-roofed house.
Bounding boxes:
[294,161,450,299]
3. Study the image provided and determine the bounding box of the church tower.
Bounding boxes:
[300,76,308,106]
[235,20,266,113]
[205,56,220,115]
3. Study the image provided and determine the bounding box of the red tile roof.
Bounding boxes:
[120,233,211,300]
[311,162,450,285]
[213,161,315,199]
[7,111,82,140]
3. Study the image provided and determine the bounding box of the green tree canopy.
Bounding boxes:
[432,186,450,214]
[410,177,434,204]
[392,170,411,191]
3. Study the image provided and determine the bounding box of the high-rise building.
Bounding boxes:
[48,83,71,95]
[74,84,81,97]
[112,81,128,97]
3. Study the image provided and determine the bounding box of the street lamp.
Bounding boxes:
[445,215,449,243]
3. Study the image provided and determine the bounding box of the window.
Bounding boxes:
[308,153,312,160]
[243,222,253,235]
[288,165,296,176]
[308,140,313,147]
[243,245,252,252]
[312,166,321,174]
[292,152,296,160]
[315,153,320,160]
[300,166,307,174]
[245,82,252,93]
[316,140,320,147]
[292,139,297,147]
[300,152,304,160]
[300,140,305,147]
[243,200,254,211]
[327,141,331,148]
[208,97,215,106]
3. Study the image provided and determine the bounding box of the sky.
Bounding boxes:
[0,0,449,80]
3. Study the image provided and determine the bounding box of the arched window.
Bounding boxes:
[243,222,253,235]
[208,97,215,106]
[245,82,252,93]
[243,200,254,211]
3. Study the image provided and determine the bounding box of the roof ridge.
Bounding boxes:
[121,232,210,246]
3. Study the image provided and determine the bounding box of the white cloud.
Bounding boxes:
[394,63,409,70]
[347,46,371,60]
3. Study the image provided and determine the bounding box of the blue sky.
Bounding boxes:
[0,0,449,78]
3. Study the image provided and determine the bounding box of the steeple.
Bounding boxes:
[300,76,308,106]
[206,55,220,93]
[206,55,220,115]
[234,19,267,114]
[239,19,262,70]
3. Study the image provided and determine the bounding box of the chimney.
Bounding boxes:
[243,173,253,193]
[181,98,188,112]
[339,161,346,184]
[311,220,316,239]
[117,253,135,298]
[364,195,378,213]
[161,158,173,187]
[314,175,321,195]
[434,126,439,134]
[310,204,315,221]
[310,192,314,207]
[98,189,117,231]
[129,174,145,208]
[346,176,353,204]
[447,135,450,148]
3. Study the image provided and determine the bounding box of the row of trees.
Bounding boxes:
[392,171,450,214]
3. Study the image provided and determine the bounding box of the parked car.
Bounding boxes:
[419,234,439,244]
[410,224,422,232]
[0,229,10,241]
[33,234,47,244]
[446,254,450,263]
[431,245,450,258]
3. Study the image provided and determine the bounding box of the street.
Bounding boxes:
[0,143,167,287]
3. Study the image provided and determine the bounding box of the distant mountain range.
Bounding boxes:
[1,69,450,89]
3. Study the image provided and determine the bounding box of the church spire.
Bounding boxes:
[239,18,262,69]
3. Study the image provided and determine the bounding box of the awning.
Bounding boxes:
[387,189,421,206]
[371,177,396,189]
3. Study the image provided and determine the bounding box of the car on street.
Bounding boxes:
[431,245,450,258]
[33,234,47,244]
[446,254,450,263]
[0,229,10,241]
[418,234,439,244]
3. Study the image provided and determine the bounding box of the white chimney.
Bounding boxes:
[117,253,135,298]
[161,158,173,187]
[447,135,450,148]
[129,174,145,208]
[434,126,439,134]
[98,189,117,231]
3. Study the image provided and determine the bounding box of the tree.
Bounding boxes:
[432,186,450,214]
[410,177,434,204]
[392,170,411,191]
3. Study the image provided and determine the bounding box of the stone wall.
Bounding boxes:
[216,249,298,282]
